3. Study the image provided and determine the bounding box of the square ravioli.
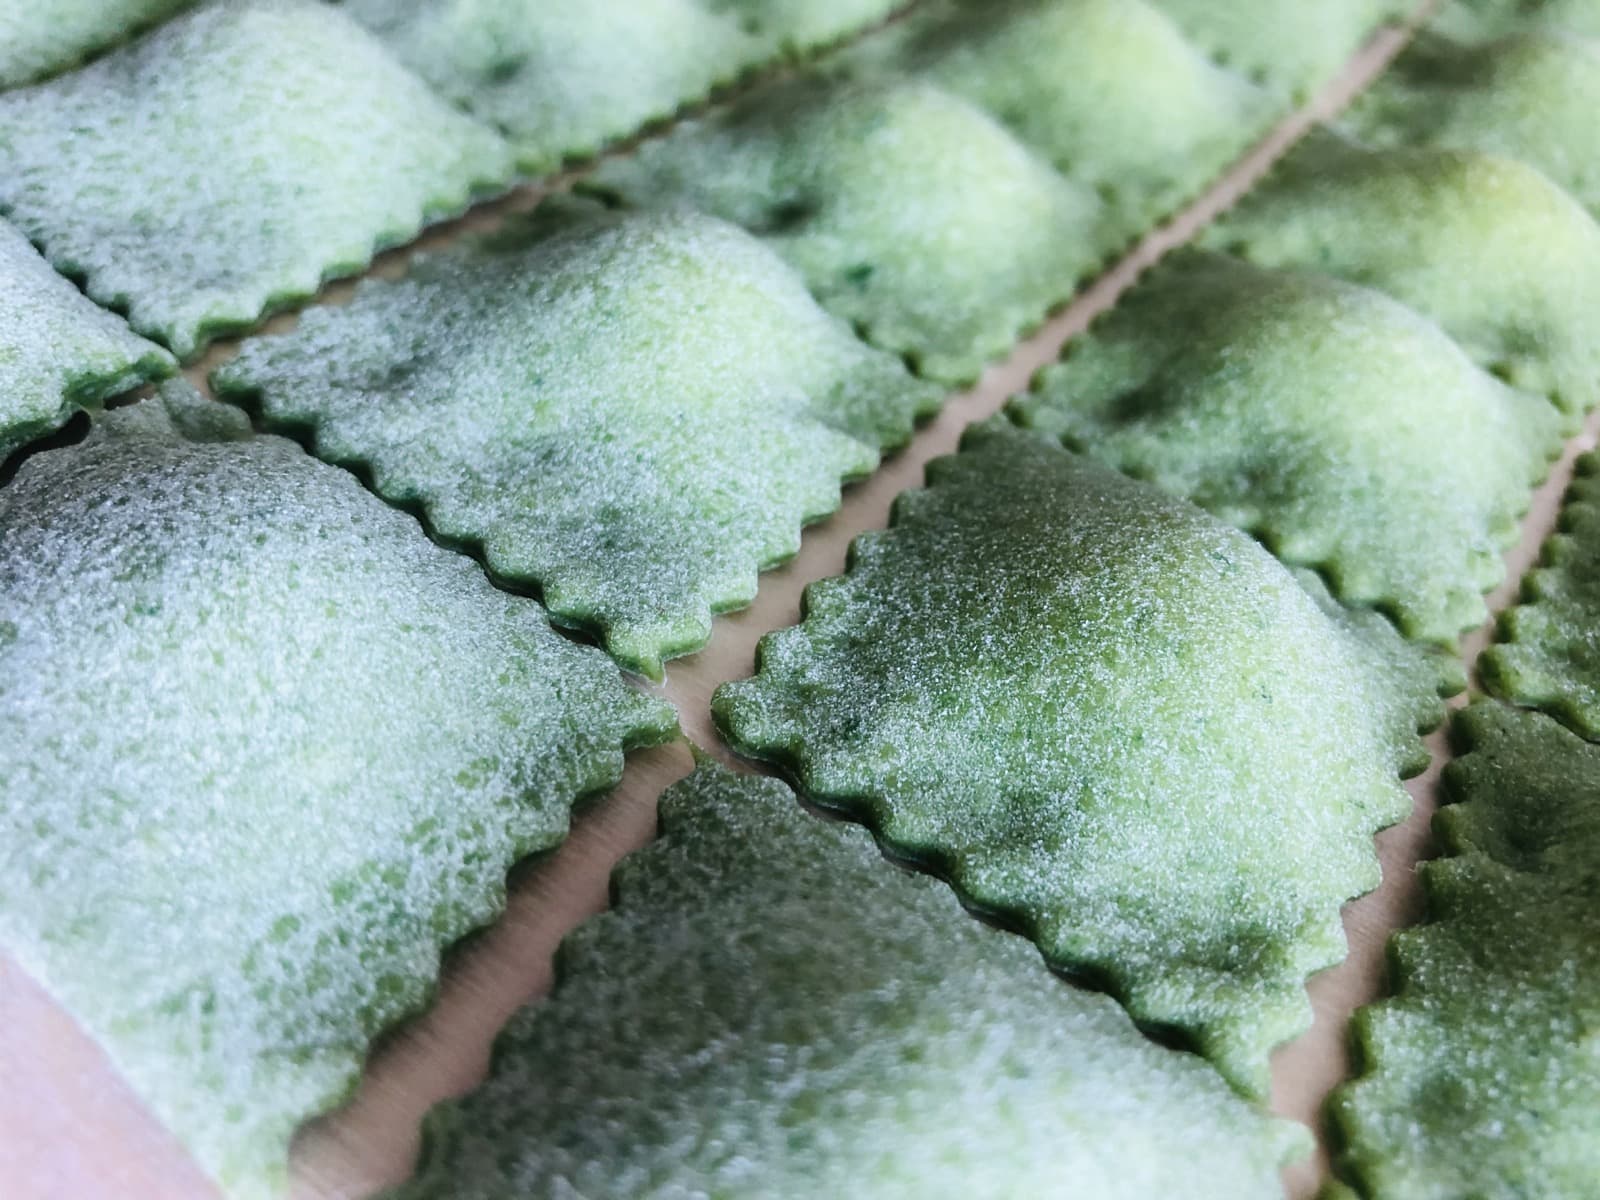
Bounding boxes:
[844,0,1278,234]
[1431,0,1600,41]
[0,383,676,1199]
[1349,3,1600,218]
[0,0,514,361]
[1013,249,1565,645]
[715,422,1452,1096]
[213,201,941,679]
[1145,0,1408,96]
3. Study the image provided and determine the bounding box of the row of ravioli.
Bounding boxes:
[5,0,1600,1198]
[0,0,1395,444]
[18,0,1596,677]
[692,3,1600,1196]
[0,0,907,368]
[2,0,1405,680]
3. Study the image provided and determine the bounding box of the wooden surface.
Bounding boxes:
[7,6,1590,1197]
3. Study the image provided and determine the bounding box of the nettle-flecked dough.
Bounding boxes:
[0,0,195,87]
[214,201,940,680]
[850,0,1276,231]
[1209,131,1600,421]
[590,74,1111,384]
[1482,454,1600,740]
[392,761,1309,1200]
[343,0,900,175]
[1333,703,1600,1200]
[714,422,1449,1096]
[0,382,676,1200]
[1013,251,1564,644]
[1348,23,1600,218]
[0,217,173,459]
[0,0,513,361]
[1145,0,1404,95]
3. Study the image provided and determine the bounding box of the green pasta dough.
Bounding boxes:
[590,73,1111,384]
[0,382,676,1200]
[1,217,173,459]
[1013,250,1564,644]
[0,0,513,361]
[591,0,1287,383]
[715,422,1449,1096]
[1482,453,1600,740]
[1209,131,1600,421]
[1349,17,1600,217]
[214,201,940,680]
[1144,0,1404,95]
[1333,703,1600,1199]
[393,761,1308,1200]
[847,0,1276,232]
[341,0,899,174]
[0,0,194,87]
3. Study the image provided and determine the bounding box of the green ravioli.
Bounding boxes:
[341,0,899,175]
[590,0,1289,384]
[589,72,1111,384]
[392,761,1309,1200]
[214,201,939,680]
[1482,453,1600,740]
[1144,0,1403,96]
[1013,250,1564,645]
[1,217,173,459]
[714,421,1449,1096]
[1348,18,1600,218]
[1332,702,1600,1199]
[0,0,513,361]
[1208,131,1600,422]
[844,0,1277,234]
[0,382,676,1200]
[0,0,193,87]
